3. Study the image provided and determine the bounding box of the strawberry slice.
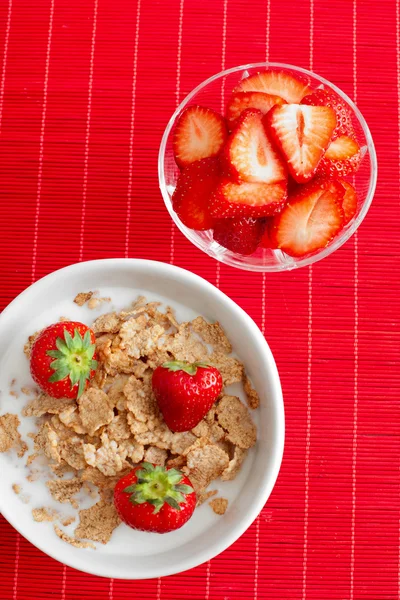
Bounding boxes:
[224,109,287,184]
[339,180,358,225]
[173,105,228,168]
[271,179,345,257]
[226,91,286,128]
[210,179,287,218]
[301,89,355,137]
[318,135,361,178]
[259,218,277,249]
[172,157,220,230]
[235,70,312,103]
[265,104,337,183]
[213,216,265,256]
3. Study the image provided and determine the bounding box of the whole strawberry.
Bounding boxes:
[30,321,97,399]
[152,361,223,432]
[114,463,196,534]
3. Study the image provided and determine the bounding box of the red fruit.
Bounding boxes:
[318,135,361,178]
[234,69,312,103]
[172,157,220,230]
[339,180,358,225]
[259,218,277,249]
[224,109,286,184]
[114,463,196,534]
[271,179,345,257]
[213,216,265,255]
[266,104,337,183]
[301,89,355,137]
[30,322,97,399]
[226,91,286,128]
[210,179,287,218]
[173,105,228,168]
[152,361,223,432]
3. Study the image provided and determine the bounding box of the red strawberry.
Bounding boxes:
[224,109,286,184]
[318,135,361,178]
[234,70,312,103]
[30,322,97,399]
[271,179,345,257]
[152,361,223,432]
[226,91,286,128]
[173,105,228,168]
[213,216,265,255]
[172,157,220,230]
[210,179,287,218]
[339,180,358,224]
[301,89,355,137]
[259,218,277,249]
[114,463,196,534]
[265,104,337,183]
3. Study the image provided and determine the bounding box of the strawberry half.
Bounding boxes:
[266,104,337,183]
[173,105,228,168]
[224,109,286,184]
[213,216,265,255]
[210,179,287,218]
[301,89,355,137]
[234,70,312,103]
[259,217,277,249]
[339,180,358,224]
[226,91,286,128]
[271,179,345,257]
[172,157,220,230]
[318,135,361,178]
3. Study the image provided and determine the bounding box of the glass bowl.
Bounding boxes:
[158,62,377,272]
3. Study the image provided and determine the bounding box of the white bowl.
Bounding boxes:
[0,259,284,579]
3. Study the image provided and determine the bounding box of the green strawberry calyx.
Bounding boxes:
[46,328,97,398]
[123,462,194,514]
[162,360,209,376]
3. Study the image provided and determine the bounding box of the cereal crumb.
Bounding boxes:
[75,500,120,544]
[197,489,217,506]
[209,497,228,515]
[24,332,40,359]
[32,507,58,522]
[47,478,82,509]
[26,453,38,466]
[73,291,93,306]
[54,524,96,549]
[61,515,76,527]
[23,394,76,418]
[0,413,24,454]
[10,390,18,398]
[12,483,21,495]
[243,376,260,409]
[78,388,113,436]
[21,387,36,396]
[216,396,257,449]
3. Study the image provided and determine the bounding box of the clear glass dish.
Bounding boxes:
[158,62,377,272]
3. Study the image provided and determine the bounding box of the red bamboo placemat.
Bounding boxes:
[0,0,398,598]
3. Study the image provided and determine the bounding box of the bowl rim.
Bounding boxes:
[159,62,378,272]
[0,258,285,579]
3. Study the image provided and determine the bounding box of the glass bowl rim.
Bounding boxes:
[158,62,378,272]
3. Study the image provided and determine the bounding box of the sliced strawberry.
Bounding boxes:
[234,70,312,103]
[318,135,361,178]
[173,105,228,168]
[224,109,287,184]
[339,180,358,225]
[271,179,345,257]
[259,218,277,249]
[301,89,355,137]
[265,104,337,183]
[226,91,286,128]
[213,216,265,256]
[172,157,220,230]
[210,179,287,218]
